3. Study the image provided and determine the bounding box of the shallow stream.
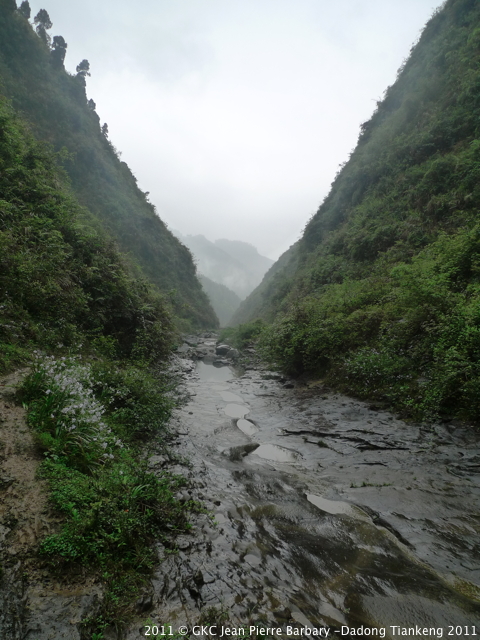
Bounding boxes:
[129,336,480,638]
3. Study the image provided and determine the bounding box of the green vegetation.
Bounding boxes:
[199,274,241,327]
[0,3,217,329]
[219,319,266,350]
[0,97,174,372]
[233,0,480,424]
[0,7,209,632]
[20,355,193,630]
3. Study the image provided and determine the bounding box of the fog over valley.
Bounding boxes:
[28,0,444,260]
[2,0,480,634]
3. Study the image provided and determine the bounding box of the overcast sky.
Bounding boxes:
[29,0,444,259]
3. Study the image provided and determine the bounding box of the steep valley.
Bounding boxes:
[1,0,480,636]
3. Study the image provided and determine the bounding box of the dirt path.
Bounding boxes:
[0,370,48,555]
[0,371,102,639]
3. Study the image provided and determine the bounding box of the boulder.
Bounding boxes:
[176,343,191,354]
[215,344,230,356]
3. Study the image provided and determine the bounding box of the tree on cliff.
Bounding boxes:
[76,58,91,77]
[18,0,30,18]
[51,35,67,67]
[34,8,52,45]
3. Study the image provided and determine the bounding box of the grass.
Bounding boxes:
[350,481,393,488]
[19,353,195,633]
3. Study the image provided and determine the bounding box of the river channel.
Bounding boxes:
[127,335,480,638]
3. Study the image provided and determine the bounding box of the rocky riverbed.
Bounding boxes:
[123,334,480,638]
[1,336,480,639]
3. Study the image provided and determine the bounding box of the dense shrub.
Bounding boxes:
[0,98,175,370]
[260,227,480,422]
[20,355,192,627]
[219,319,266,349]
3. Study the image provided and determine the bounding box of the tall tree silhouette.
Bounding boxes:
[34,8,52,45]
[76,59,90,77]
[18,0,30,18]
[51,35,67,67]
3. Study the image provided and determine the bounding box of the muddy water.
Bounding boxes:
[129,337,480,638]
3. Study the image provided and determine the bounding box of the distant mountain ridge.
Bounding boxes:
[173,232,273,300]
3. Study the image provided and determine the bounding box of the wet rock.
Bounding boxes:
[203,572,215,584]
[213,358,230,366]
[228,443,259,461]
[0,474,15,489]
[147,455,166,468]
[135,593,153,613]
[215,344,231,356]
[193,570,205,585]
[244,554,261,567]
[261,373,282,381]
[177,537,191,551]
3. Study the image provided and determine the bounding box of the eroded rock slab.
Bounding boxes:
[125,335,480,635]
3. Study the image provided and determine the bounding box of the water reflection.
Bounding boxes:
[251,443,299,462]
[224,403,250,418]
[237,418,258,436]
[307,493,356,515]
[196,360,234,382]
[307,494,370,520]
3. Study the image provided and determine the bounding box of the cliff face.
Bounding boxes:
[0,5,217,329]
[234,0,480,422]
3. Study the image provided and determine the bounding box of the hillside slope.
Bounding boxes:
[214,238,274,291]
[229,241,300,325]
[236,0,480,423]
[0,3,217,329]
[0,92,174,364]
[199,275,241,326]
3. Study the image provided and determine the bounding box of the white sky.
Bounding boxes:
[29,0,444,259]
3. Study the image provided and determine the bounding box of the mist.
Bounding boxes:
[28,0,444,259]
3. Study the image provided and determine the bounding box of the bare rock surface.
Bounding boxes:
[126,335,480,637]
[2,335,480,638]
